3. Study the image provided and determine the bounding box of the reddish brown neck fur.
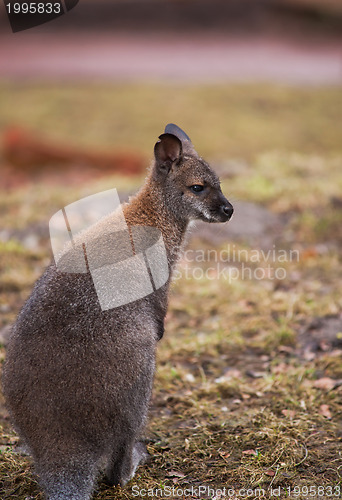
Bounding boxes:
[123,173,188,270]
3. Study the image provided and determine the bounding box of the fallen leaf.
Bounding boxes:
[168,470,186,478]
[226,368,243,379]
[242,449,258,457]
[282,409,295,418]
[215,368,242,384]
[313,377,335,390]
[246,370,265,379]
[260,355,270,362]
[319,404,332,419]
[319,339,332,351]
[242,393,251,400]
[219,451,231,463]
[278,345,294,354]
[302,248,318,259]
[272,362,288,374]
[265,470,275,477]
[303,350,316,361]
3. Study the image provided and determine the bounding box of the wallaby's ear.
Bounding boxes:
[164,123,197,156]
[154,133,182,168]
[164,124,191,143]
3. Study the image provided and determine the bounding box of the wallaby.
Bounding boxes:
[2,124,234,500]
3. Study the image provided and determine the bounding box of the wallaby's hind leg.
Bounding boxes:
[37,459,98,500]
[105,440,148,487]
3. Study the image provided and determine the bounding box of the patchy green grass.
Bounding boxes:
[0,83,342,499]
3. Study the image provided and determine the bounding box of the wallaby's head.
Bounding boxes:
[153,124,234,224]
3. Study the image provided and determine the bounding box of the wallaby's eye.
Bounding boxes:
[190,185,204,193]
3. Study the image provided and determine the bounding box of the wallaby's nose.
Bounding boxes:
[221,203,234,220]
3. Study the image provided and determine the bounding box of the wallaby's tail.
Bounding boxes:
[37,459,98,500]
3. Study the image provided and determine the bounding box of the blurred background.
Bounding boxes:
[0,1,342,498]
[0,0,341,166]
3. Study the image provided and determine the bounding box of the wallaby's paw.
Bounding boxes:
[133,441,149,466]
[14,439,31,456]
[121,442,149,486]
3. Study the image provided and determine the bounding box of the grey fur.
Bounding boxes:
[2,124,233,500]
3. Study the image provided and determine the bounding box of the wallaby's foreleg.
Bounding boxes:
[105,439,148,486]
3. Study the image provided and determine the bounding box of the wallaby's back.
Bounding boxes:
[4,263,157,497]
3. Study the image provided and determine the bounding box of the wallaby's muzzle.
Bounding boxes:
[210,193,234,223]
[220,200,234,222]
